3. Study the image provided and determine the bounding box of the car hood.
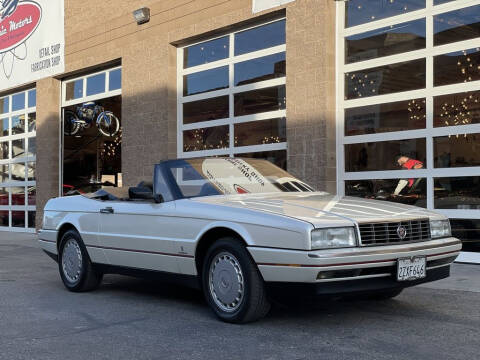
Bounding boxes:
[192,192,443,227]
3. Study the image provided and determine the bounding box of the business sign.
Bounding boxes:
[252,0,295,13]
[0,0,64,92]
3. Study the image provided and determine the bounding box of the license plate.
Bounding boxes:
[397,256,426,281]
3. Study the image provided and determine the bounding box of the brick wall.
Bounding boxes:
[36,78,61,226]
[286,0,336,193]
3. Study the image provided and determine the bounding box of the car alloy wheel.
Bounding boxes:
[61,238,83,285]
[208,252,245,313]
[58,229,103,292]
[202,237,271,323]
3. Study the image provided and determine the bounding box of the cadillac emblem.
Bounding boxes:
[397,225,407,240]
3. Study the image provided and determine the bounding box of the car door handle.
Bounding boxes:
[100,207,114,214]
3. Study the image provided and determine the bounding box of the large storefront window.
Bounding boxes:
[62,67,122,194]
[345,0,425,28]
[345,59,426,100]
[0,89,36,231]
[345,98,426,135]
[345,138,426,172]
[337,1,480,258]
[177,19,287,168]
[346,19,426,64]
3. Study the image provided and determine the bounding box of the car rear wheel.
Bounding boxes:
[202,237,271,323]
[58,229,103,292]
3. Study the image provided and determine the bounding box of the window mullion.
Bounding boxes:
[229,32,235,157]
[426,1,434,210]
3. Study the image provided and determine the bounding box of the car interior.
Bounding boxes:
[87,181,155,202]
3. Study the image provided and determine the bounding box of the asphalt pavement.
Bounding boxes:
[1,232,479,360]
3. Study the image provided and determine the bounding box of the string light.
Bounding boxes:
[262,136,281,145]
[439,48,480,134]
[101,127,122,159]
[183,128,229,152]
[407,99,426,123]
[346,71,378,99]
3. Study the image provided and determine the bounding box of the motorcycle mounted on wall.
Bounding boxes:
[63,102,120,137]
[0,0,19,20]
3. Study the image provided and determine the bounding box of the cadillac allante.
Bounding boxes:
[39,158,461,323]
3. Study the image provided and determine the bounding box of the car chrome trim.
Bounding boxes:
[307,239,462,258]
[314,260,453,283]
[427,263,453,270]
[39,239,56,244]
[86,244,194,258]
[257,249,460,268]
[356,217,432,225]
[316,273,391,282]
[358,218,431,246]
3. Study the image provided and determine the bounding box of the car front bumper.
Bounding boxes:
[265,265,450,297]
[248,237,461,289]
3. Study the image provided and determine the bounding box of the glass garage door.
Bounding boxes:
[336,0,480,263]
[0,89,36,232]
[177,19,287,169]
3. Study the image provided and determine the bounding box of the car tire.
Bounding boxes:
[202,237,271,323]
[370,289,403,300]
[58,229,103,292]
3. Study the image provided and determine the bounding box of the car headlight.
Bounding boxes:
[311,227,357,249]
[430,219,451,239]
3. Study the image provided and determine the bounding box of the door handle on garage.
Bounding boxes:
[100,207,114,214]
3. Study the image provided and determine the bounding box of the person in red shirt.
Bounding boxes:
[393,155,423,195]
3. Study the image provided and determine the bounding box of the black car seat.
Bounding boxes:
[137,181,153,191]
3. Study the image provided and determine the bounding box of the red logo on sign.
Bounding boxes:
[0,1,42,53]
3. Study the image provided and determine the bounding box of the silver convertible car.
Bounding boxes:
[39,158,461,323]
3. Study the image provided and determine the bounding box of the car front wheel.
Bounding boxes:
[58,229,103,292]
[202,237,271,323]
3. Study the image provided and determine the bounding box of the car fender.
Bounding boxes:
[195,221,255,246]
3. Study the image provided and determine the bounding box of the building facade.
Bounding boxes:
[0,0,478,261]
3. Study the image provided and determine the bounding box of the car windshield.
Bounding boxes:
[162,158,316,199]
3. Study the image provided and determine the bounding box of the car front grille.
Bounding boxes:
[358,219,431,246]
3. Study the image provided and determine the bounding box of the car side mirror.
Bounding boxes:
[129,186,154,200]
[153,193,164,203]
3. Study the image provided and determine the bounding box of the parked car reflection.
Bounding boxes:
[346,178,427,208]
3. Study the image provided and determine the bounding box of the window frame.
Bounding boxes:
[61,66,122,108]
[176,18,287,159]
[0,88,36,232]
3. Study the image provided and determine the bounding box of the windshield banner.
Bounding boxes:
[0,0,65,92]
[201,158,279,194]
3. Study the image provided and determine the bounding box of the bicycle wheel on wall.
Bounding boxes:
[97,112,120,137]
[64,110,81,136]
